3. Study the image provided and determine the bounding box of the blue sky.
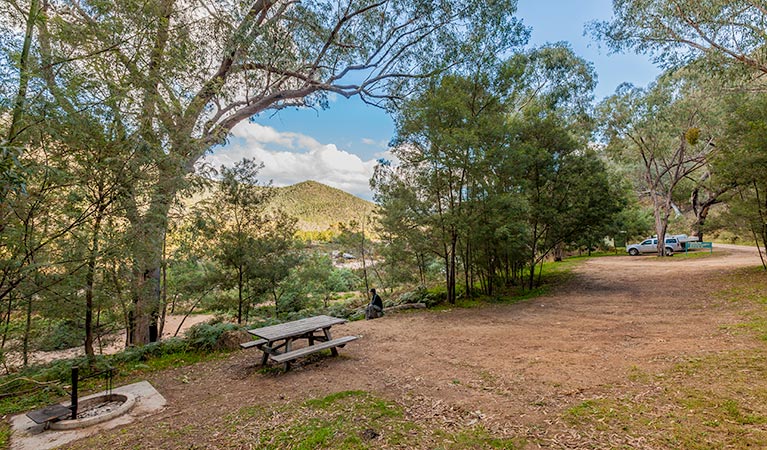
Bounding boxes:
[207,0,662,200]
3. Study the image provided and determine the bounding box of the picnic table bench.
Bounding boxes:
[242,315,358,371]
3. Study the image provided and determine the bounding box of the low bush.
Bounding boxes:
[183,322,240,352]
[398,285,447,307]
[37,320,84,351]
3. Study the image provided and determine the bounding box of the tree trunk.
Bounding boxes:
[22,294,32,367]
[447,231,457,304]
[527,261,536,291]
[360,216,370,299]
[5,0,39,144]
[237,267,244,324]
[84,205,104,357]
[652,190,672,257]
[553,242,564,262]
[463,240,471,298]
[1,292,12,350]
[159,232,168,338]
[127,172,176,345]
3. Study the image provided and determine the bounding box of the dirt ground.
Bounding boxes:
[62,245,765,448]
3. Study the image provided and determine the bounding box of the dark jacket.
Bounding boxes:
[371,293,383,310]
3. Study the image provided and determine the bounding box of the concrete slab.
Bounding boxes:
[10,381,166,450]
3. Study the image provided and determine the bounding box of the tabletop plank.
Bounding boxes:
[248,315,346,341]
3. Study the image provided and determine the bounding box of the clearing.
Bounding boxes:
[61,246,767,449]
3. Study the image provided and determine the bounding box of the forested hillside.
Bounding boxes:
[187,180,377,233]
[267,181,377,232]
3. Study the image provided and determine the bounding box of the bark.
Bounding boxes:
[1,292,12,350]
[447,230,457,304]
[5,0,40,144]
[360,216,370,300]
[159,234,168,338]
[690,181,731,242]
[528,223,539,290]
[84,203,105,357]
[22,294,32,367]
[553,242,564,262]
[463,240,471,298]
[237,267,244,324]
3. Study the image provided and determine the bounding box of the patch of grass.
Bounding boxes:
[562,351,767,448]
[434,426,524,449]
[0,347,231,420]
[654,250,715,260]
[175,390,522,450]
[0,382,66,416]
[718,267,767,339]
[124,350,224,374]
[556,268,767,448]
[627,365,651,383]
[564,399,624,429]
[0,422,10,449]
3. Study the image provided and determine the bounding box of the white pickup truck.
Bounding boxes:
[626,234,699,256]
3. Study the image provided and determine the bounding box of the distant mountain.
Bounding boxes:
[268,181,377,232]
[184,179,377,232]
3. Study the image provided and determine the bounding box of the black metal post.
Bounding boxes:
[70,366,78,419]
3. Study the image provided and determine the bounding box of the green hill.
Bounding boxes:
[268,181,378,232]
[185,179,377,233]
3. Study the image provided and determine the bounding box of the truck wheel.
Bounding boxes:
[665,247,674,256]
[628,248,639,256]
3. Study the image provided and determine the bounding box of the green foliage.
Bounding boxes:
[191,158,301,324]
[376,49,619,299]
[328,267,362,292]
[716,93,767,265]
[597,71,723,254]
[37,320,84,351]
[685,127,700,145]
[591,0,767,76]
[399,286,447,308]
[1,0,526,349]
[183,322,240,352]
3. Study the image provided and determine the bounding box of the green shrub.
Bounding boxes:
[37,320,84,351]
[183,322,240,352]
[398,286,447,307]
[325,302,355,318]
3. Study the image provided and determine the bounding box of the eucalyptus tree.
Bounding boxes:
[718,93,767,268]
[506,105,622,288]
[380,72,508,303]
[375,44,618,297]
[194,158,285,324]
[593,0,767,76]
[599,74,720,256]
[9,0,526,344]
[1,0,40,200]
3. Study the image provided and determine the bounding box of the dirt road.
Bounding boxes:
[65,246,765,448]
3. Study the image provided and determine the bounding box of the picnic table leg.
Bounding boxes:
[260,348,269,366]
[323,328,339,356]
[284,339,293,371]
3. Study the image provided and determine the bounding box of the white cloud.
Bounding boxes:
[361,137,389,148]
[204,122,380,199]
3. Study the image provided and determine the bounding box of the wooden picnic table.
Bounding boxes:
[246,315,357,370]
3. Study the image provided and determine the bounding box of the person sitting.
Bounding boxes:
[365,288,384,320]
